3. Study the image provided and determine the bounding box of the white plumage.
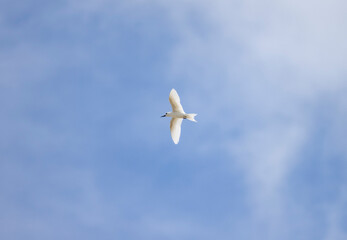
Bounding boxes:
[161,89,197,144]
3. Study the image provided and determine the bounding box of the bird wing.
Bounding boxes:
[170,118,183,144]
[169,89,184,113]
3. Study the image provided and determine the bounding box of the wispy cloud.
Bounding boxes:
[154,0,347,239]
[1,0,346,239]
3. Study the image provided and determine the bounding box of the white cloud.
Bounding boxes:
[1,0,346,239]
[153,0,347,238]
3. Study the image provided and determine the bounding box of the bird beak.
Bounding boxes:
[161,115,166,117]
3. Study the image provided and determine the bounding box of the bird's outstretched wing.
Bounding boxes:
[170,118,183,144]
[169,89,184,113]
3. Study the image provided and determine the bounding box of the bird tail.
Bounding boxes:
[186,113,197,122]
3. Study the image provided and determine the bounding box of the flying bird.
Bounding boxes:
[161,89,197,144]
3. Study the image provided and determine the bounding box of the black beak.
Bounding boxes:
[161,115,166,117]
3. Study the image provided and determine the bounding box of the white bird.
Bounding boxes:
[161,89,197,144]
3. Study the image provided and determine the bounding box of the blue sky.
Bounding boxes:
[1,0,347,239]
